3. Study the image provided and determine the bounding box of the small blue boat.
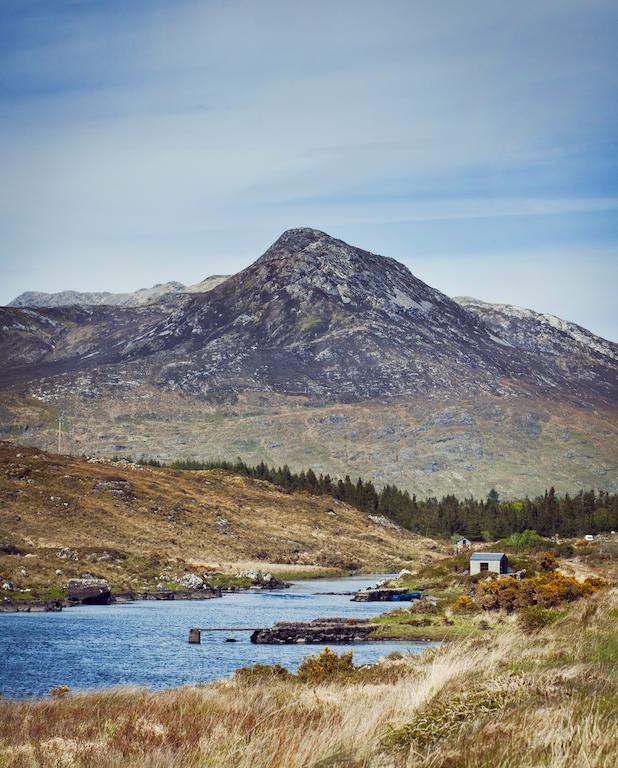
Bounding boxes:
[391,591,422,601]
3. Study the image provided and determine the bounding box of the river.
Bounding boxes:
[0,573,435,698]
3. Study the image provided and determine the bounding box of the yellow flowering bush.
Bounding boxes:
[476,573,609,612]
[297,647,355,682]
[454,594,475,611]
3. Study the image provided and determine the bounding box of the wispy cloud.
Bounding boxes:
[0,0,616,338]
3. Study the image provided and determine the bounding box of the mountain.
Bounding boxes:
[8,275,230,308]
[0,228,616,497]
[454,296,616,366]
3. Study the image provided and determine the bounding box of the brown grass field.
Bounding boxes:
[0,588,615,767]
[0,441,443,599]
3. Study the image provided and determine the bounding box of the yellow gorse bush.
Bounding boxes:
[455,594,475,611]
[297,647,355,681]
[476,573,609,611]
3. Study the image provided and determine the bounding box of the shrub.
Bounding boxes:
[555,542,574,558]
[475,573,609,612]
[518,606,560,632]
[507,529,544,552]
[582,576,610,594]
[536,550,558,572]
[234,664,292,684]
[454,594,475,611]
[476,577,520,611]
[383,688,523,750]
[408,598,439,614]
[297,647,355,682]
[533,573,585,606]
[49,685,71,699]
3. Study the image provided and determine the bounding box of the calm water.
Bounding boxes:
[0,574,434,698]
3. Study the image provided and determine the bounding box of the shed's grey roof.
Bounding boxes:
[470,552,506,560]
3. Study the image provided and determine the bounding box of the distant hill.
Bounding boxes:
[0,228,616,497]
[8,275,230,308]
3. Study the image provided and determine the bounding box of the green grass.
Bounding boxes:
[369,610,493,640]
[585,632,618,665]
[1,589,36,602]
[39,585,67,600]
[273,567,345,580]
[207,574,253,589]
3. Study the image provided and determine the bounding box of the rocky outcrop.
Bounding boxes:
[67,577,111,605]
[0,599,63,613]
[179,573,205,590]
[251,617,376,644]
[236,570,290,590]
[137,587,222,601]
[94,478,133,499]
[352,587,410,602]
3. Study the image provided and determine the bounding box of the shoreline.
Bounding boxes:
[0,581,293,613]
[0,569,397,613]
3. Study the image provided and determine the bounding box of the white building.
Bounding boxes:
[470,552,508,575]
[455,536,472,553]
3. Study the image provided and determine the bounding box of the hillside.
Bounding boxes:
[0,442,439,600]
[0,229,616,497]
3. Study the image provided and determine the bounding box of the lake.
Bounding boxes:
[0,573,435,698]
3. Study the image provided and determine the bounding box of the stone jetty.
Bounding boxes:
[250,617,378,644]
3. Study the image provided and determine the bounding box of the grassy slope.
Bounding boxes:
[2,387,617,498]
[0,590,615,767]
[0,441,442,597]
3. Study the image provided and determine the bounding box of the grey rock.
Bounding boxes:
[67,577,111,605]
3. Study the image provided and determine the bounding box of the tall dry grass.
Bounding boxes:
[0,590,616,768]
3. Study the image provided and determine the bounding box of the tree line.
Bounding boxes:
[139,457,618,538]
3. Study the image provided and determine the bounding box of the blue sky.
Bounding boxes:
[0,0,617,339]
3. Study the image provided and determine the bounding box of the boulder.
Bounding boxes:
[67,577,111,605]
[94,478,133,499]
[368,514,399,530]
[56,547,79,561]
[237,570,289,589]
[179,573,204,590]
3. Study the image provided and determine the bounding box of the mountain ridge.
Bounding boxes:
[0,228,616,497]
[8,275,230,309]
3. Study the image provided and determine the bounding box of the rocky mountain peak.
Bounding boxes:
[247,227,445,317]
[257,228,359,270]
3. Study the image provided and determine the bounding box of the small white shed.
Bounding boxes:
[470,552,508,575]
[455,536,472,553]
